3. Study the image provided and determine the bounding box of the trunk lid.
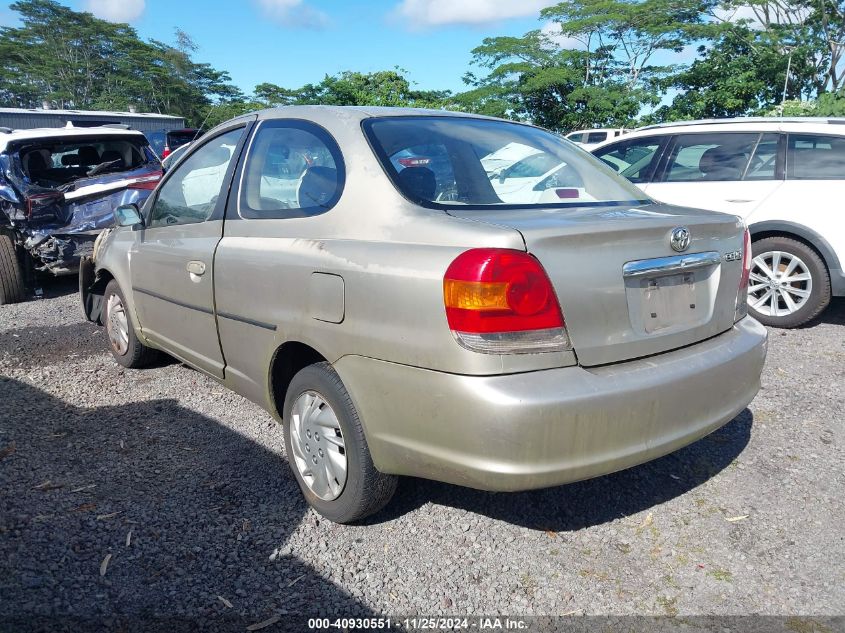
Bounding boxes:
[448,203,746,366]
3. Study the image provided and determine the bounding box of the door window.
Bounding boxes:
[664,133,757,182]
[787,134,845,180]
[586,131,608,144]
[744,133,780,180]
[148,128,244,228]
[592,137,662,183]
[240,119,345,218]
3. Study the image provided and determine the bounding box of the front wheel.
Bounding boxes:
[747,236,830,328]
[283,362,397,523]
[103,280,159,368]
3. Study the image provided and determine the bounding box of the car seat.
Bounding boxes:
[296,166,338,209]
[698,146,746,181]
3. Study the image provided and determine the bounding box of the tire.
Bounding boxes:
[0,233,26,305]
[748,236,831,328]
[282,362,397,524]
[103,280,159,368]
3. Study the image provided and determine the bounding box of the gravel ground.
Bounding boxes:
[1,279,843,629]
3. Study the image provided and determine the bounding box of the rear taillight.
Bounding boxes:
[161,147,171,159]
[735,228,752,321]
[26,192,63,218]
[443,248,571,354]
[128,171,163,190]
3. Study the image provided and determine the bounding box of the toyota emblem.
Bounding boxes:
[670,227,691,252]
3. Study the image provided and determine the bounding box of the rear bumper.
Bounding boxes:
[333,317,767,491]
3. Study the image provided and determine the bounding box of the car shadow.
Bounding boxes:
[372,409,753,532]
[0,377,376,631]
[797,297,845,328]
[30,274,80,300]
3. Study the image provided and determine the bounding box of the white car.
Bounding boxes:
[592,117,845,327]
[565,128,628,150]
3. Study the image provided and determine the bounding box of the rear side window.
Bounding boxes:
[593,137,662,183]
[788,134,845,180]
[664,133,757,182]
[586,131,608,143]
[239,119,345,219]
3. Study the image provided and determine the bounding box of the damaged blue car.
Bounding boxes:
[0,125,162,303]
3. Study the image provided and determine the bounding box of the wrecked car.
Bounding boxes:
[0,125,162,303]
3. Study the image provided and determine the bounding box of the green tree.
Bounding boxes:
[650,24,789,120]
[254,69,451,108]
[656,0,845,122]
[0,0,243,125]
[458,0,710,131]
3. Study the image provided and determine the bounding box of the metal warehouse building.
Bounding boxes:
[0,107,185,134]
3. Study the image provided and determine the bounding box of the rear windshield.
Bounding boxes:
[363,117,647,209]
[15,136,156,186]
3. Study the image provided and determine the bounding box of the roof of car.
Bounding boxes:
[253,105,497,122]
[588,116,845,150]
[636,116,845,131]
[0,125,147,153]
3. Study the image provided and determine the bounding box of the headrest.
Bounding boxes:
[78,146,100,166]
[397,166,436,201]
[27,151,49,172]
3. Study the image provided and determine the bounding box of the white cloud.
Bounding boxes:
[394,0,558,28]
[712,4,763,28]
[255,0,329,29]
[540,21,587,50]
[84,0,145,23]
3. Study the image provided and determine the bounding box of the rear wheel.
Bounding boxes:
[283,362,397,523]
[0,233,26,305]
[103,280,158,368]
[747,236,830,328]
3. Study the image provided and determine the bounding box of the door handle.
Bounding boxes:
[725,199,754,203]
[186,260,206,276]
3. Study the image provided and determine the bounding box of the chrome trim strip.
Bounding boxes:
[623,251,721,278]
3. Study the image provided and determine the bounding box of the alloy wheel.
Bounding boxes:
[748,250,813,318]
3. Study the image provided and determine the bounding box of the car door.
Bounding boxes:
[130,122,252,377]
[212,118,346,405]
[645,132,783,218]
[750,132,845,260]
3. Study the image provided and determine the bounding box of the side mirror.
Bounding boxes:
[115,204,143,228]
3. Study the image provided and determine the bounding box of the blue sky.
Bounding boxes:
[2,0,566,95]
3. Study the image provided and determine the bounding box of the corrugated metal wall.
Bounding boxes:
[0,110,186,135]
